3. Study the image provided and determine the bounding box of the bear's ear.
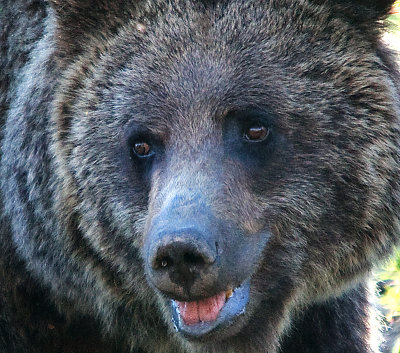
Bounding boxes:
[49,0,141,61]
[311,0,396,23]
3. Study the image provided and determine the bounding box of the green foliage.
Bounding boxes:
[388,14,400,33]
[378,251,400,319]
[378,250,400,353]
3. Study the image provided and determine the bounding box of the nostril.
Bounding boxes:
[153,249,210,270]
[150,237,216,272]
[154,255,174,269]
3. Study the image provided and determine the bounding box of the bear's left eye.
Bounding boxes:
[244,126,269,142]
[133,142,152,157]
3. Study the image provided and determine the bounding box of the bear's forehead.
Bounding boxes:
[108,13,290,122]
[109,46,286,134]
[95,0,369,134]
[111,1,355,93]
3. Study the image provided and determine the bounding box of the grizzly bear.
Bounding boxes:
[1,0,400,352]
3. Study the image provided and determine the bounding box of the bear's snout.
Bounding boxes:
[147,229,218,298]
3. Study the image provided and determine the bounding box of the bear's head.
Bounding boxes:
[32,0,400,350]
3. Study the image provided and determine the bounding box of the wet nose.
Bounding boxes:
[151,233,216,270]
[147,230,217,295]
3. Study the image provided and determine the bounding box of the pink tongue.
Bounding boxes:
[176,292,226,326]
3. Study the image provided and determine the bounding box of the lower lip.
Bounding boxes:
[171,280,251,339]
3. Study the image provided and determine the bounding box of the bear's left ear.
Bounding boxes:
[50,0,142,61]
[311,0,396,23]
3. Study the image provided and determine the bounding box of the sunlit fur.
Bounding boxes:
[0,0,399,352]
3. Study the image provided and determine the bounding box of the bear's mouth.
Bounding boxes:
[171,280,250,339]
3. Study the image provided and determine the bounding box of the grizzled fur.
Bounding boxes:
[1,0,400,352]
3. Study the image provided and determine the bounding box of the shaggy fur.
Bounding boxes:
[0,0,399,352]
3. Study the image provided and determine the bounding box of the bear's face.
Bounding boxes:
[52,0,400,347]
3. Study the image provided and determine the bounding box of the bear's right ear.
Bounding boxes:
[50,0,141,60]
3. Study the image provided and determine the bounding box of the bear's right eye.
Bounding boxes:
[133,142,152,157]
[244,126,269,142]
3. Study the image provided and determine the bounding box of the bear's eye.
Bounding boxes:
[244,126,269,142]
[133,142,152,157]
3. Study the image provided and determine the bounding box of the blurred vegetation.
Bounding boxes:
[387,1,400,32]
[377,251,400,353]
[378,250,400,321]
[391,14,400,27]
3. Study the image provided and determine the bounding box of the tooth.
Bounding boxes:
[226,288,233,299]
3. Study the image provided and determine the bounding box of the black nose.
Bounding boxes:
[151,235,216,270]
[147,230,217,295]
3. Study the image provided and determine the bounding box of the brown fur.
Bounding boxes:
[0,0,399,352]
